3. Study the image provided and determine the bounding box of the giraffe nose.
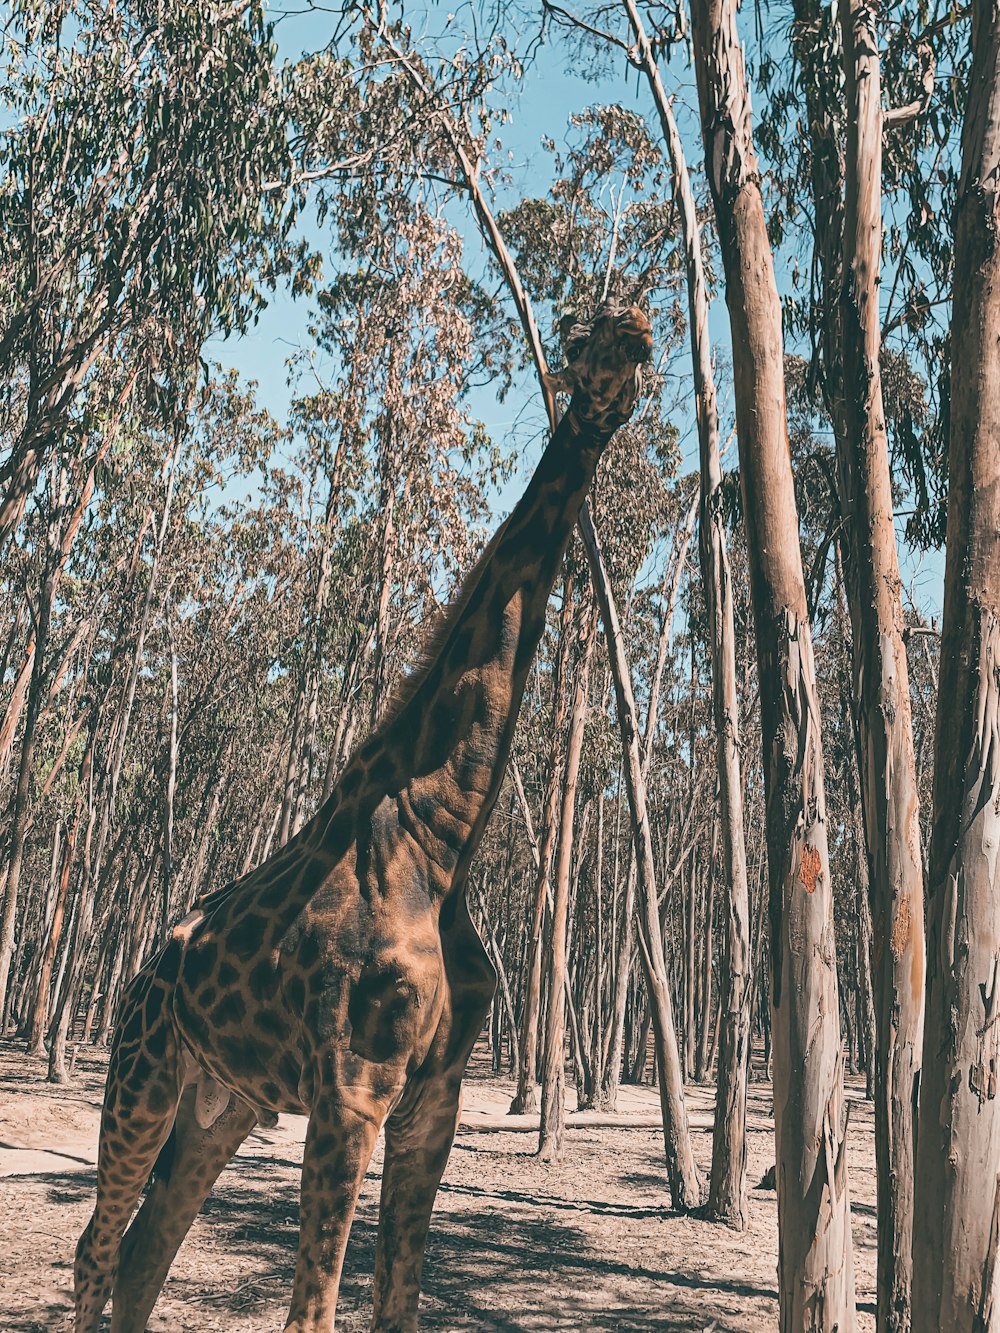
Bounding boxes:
[617,307,653,362]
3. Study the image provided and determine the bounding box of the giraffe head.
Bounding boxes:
[547,303,653,435]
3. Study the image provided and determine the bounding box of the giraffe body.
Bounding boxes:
[74,305,652,1333]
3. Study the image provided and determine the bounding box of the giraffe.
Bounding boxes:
[74,303,653,1333]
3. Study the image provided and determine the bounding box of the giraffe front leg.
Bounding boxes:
[369,1072,465,1333]
[109,1085,258,1332]
[75,980,183,1333]
[284,1095,385,1333]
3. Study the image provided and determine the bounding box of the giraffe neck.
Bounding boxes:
[310,405,608,904]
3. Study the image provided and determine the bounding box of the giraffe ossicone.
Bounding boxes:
[74,304,652,1333]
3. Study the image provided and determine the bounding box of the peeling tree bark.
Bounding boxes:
[912,8,1000,1329]
[691,2,856,1325]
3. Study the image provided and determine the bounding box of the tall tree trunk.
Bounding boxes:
[0,546,57,1020]
[695,845,716,1082]
[160,609,180,941]
[691,3,856,1324]
[622,0,752,1221]
[580,506,702,1211]
[510,588,574,1116]
[585,794,606,1102]
[837,9,926,1327]
[852,800,877,1103]
[26,736,91,1054]
[599,515,693,1112]
[912,10,1000,1328]
[383,35,691,1148]
[539,603,596,1160]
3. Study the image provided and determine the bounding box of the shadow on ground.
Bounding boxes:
[7,1145,777,1332]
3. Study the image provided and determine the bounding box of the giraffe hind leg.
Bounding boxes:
[283,1094,385,1332]
[109,1084,257,1333]
[74,965,183,1333]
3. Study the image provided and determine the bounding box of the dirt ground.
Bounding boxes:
[0,1040,877,1331]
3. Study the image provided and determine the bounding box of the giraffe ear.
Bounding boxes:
[558,312,578,339]
[543,366,576,396]
[557,312,590,362]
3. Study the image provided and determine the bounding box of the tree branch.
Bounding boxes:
[883,39,935,129]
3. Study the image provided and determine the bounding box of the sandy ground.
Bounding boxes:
[0,1040,877,1331]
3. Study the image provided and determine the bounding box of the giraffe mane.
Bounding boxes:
[376,519,508,731]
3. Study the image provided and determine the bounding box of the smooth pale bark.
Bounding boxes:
[695,849,716,1081]
[837,9,926,1327]
[691,2,856,1324]
[580,505,702,1210]
[852,792,877,1102]
[685,851,697,1078]
[598,505,696,1110]
[160,612,180,941]
[912,9,1000,1328]
[539,606,596,1160]
[584,793,607,1101]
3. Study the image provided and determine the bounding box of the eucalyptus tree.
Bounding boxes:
[314,2,704,1190]
[755,8,965,1319]
[912,7,1000,1328]
[0,0,299,553]
[481,99,700,1197]
[690,1,856,1324]
[540,0,752,1225]
[833,10,927,1324]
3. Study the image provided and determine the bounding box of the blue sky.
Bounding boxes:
[206,3,945,620]
[208,9,727,503]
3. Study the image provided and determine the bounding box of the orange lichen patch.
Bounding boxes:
[799,845,822,893]
[890,893,911,961]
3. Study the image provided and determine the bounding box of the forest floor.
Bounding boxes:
[0,1040,877,1331]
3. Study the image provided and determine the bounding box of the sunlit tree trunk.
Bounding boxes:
[691,1,856,1323]
[600,506,695,1110]
[510,589,574,1115]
